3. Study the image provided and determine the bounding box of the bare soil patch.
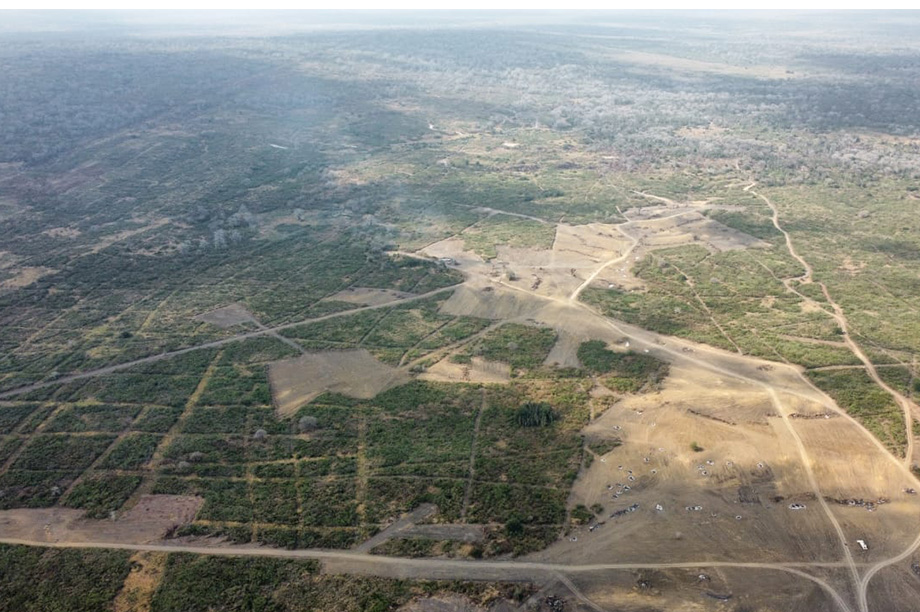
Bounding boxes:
[419,356,511,384]
[571,566,840,612]
[439,284,544,321]
[0,494,202,545]
[553,223,629,265]
[497,224,631,301]
[839,256,867,275]
[113,551,169,612]
[543,329,584,369]
[42,226,82,239]
[422,237,489,270]
[425,223,633,302]
[194,303,258,328]
[629,211,767,251]
[399,594,516,612]
[609,49,799,80]
[533,371,846,566]
[0,266,56,291]
[400,524,485,543]
[88,218,170,255]
[269,349,410,416]
[324,287,416,306]
[789,403,920,562]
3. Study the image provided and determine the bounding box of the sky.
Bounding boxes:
[1,4,914,11]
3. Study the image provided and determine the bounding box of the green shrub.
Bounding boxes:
[14,434,115,471]
[44,404,140,433]
[0,403,41,434]
[62,473,141,518]
[99,433,160,469]
[0,544,131,612]
[466,324,557,370]
[577,341,668,391]
[514,402,558,427]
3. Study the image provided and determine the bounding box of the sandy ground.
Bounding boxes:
[789,407,920,563]
[42,227,82,239]
[610,49,801,80]
[423,223,632,303]
[399,595,517,612]
[533,364,849,566]
[419,356,511,384]
[0,266,56,291]
[440,284,546,321]
[269,349,410,416]
[0,495,202,545]
[863,561,920,612]
[324,287,416,306]
[425,213,766,303]
[430,279,920,607]
[543,329,585,369]
[567,566,843,612]
[87,218,170,255]
[194,303,258,328]
[423,237,488,270]
[400,524,485,543]
[113,550,169,612]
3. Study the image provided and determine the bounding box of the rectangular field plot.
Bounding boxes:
[44,404,141,433]
[13,434,116,471]
[0,470,81,509]
[62,473,142,518]
[98,433,160,470]
[0,403,42,434]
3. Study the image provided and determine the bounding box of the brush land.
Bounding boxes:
[1,10,920,612]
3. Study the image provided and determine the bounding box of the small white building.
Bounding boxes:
[856,539,869,551]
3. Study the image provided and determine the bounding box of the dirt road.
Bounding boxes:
[0,539,852,574]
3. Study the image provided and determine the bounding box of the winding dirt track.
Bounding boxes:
[748,181,919,466]
[747,181,920,612]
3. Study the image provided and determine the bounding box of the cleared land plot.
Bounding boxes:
[323,287,415,306]
[193,303,257,329]
[268,349,410,416]
[535,368,846,565]
[0,494,202,543]
[419,357,511,384]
